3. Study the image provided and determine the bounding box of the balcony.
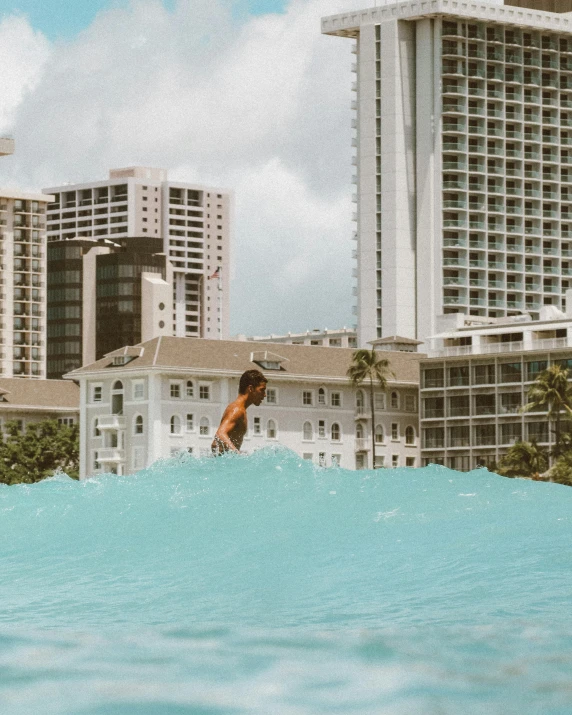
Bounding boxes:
[97,448,125,463]
[531,337,568,350]
[355,438,369,452]
[97,415,126,430]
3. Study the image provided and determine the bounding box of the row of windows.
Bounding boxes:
[423,357,572,388]
[423,421,548,448]
[355,423,416,445]
[355,389,417,412]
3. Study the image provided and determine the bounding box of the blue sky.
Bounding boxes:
[1,0,289,39]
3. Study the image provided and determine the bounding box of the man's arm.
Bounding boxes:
[214,405,243,452]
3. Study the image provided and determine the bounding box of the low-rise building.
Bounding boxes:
[246,328,357,348]
[420,302,572,470]
[0,378,79,432]
[65,337,422,478]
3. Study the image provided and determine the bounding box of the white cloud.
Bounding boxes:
[0,0,364,335]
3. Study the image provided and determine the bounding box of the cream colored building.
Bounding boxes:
[44,167,231,340]
[246,328,358,348]
[0,377,78,431]
[65,337,423,478]
[0,188,53,378]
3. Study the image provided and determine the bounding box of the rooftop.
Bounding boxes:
[0,379,79,410]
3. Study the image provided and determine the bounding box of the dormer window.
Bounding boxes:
[250,351,288,371]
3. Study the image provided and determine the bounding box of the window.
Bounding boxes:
[170,415,181,434]
[93,451,100,471]
[58,417,74,426]
[423,427,444,449]
[303,391,313,406]
[374,455,385,468]
[405,426,415,445]
[331,454,341,467]
[448,366,469,387]
[111,380,123,415]
[133,380,144,400]
[375,424,384,444]
[390,392,399,409]
[423,368,444,388]
[405,395,416,412]
[501,422,522,445]
[267,419,277,439]
[266,388,277,404]
[134,415,144,435]
[391,423,399,440]
[318,388,326,405]
[93,418,100,437]
[331,423,341,441]
[473,363,495,385]
[253,417,261,435]
[356,423,364,439]
[318,420,326,438]
[526,360,548,381]
[406,457,415,467]
[501,392,521,414]
[303,453,313,461]
[186,381,194,397]
[170,382,182,399]
[374,393,385,410]
[500,362,522,383]
[356,390,365,408]
[392,455,399,468]
[318,452,326,467]
[527,421,548,442]
[199,417,210,436]
[186,414,194,432]
[474,424,496,446]
[92,384,102,402]
[331,392,341,407]
[303,421,313,440]
[199,385,210,400]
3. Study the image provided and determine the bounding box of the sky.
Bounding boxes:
[0,0,365,336]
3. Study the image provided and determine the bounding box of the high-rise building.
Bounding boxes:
[322,1,572,347]
[47,237,173,379]
[44,167,231,341]
[0,190,52,378]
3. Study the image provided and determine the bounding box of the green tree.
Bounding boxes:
[522,364,572,458]
[347,348,394,469]
[496,440,548,478]
[0,419,79,485]
[547,451,572,486]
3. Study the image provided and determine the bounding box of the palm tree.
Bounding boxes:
[522,365,572,458]
[497,440,548,478]
[347,349,394,468]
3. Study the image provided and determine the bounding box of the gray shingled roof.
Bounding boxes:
[67,337,423,384]
[0,379,79,409]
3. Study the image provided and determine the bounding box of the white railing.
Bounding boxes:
[355,407,369,418]
[530,337,569,350]
[355,438,369,452]
[429,342,525,357]
[97,415,126,430]
[97,448,125,462]
[479,342,524,354]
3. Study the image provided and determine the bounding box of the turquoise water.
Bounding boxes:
[1,448,572,713]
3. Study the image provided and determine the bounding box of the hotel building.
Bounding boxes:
[322,0,572,346]
[65,338,422,478]
[420,299,572,470]
[0,189,52,378]
[246,327,358,348]
[44,167,231,340]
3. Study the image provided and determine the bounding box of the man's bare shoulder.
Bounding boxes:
[221,400,247,421]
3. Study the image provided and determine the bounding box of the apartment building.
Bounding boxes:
[246,328,358,348]
[64,337,422,478]
[47,237,173,379]
[44,167,231,340]
[420,300,572,470]
[322,0,572,347]
[0,377,78,432]
[0,189,52,378]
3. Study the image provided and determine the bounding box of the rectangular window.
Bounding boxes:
[501,422,522,445]
[92,384,102,402]
[423,427,444,449]
[93,451,100,471]
[302,453,313,461]
[473,363,495,385]
[303,391,313,405]
[253,417,261,434]
[406,457,415,467]
[423,368,444,388]
[501,392,521,414]
[331,392,341,407]
[133,380,144,400]
[392,455,399,468]
[474,393,495,415]
[186,414,194,432]
[449,395,470,417]
[526,360,548,381]
[266,388,277,404]
[448,366,469,387]
[199,385,210,400]
[318,420,326,438]
[423,397,444,419]
[374,393,386,410]
[170,382,181,399]
[449,425,470,447]
[391,423,398,440]
[374,455,385,468]
[57,417,74,426]
[500,362,522,383]
[404,395,416,412]
[318,452,326,467]
[527,421,548,442]
[474,424,496,446]
[331,454,341,467]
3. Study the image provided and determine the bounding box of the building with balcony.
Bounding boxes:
[245,327,358,348]
[47,237,174,379]
[420,297,572,470]
[44,167,231,341]
[65,337,422,478]
[0,189,52,378]
[322,0,572,347]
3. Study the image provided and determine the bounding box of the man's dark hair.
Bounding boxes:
[239,369,267,394]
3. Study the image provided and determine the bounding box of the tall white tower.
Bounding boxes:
[323,0,572,346]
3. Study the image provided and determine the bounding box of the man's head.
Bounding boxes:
[239,369,267,405]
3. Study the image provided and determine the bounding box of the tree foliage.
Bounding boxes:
[496,440,548,479]
[347,349,394,468]
[522,364,572,457]
[0,419,79,485]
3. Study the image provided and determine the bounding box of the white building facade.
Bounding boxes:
[323,1,572,346]
[0,189,52,378]
[420,305,572,469]
[246,328,358,348]
[66,337,422,478]
[44,167,231,340]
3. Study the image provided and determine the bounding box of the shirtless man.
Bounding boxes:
[211,369,267,454]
